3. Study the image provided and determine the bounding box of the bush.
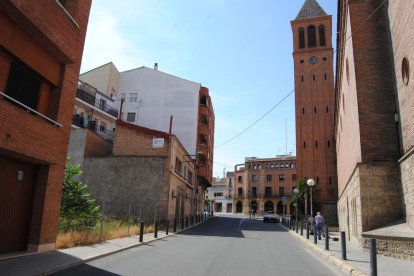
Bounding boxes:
[59,161,102,231]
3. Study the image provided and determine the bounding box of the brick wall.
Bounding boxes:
[84,130,112,157]
[0,0,91,253]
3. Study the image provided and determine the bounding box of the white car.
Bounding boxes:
[263,211,280,223]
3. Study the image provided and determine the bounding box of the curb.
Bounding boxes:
[282,224,367,276]
[41,217,213,275]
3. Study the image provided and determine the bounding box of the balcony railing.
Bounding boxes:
[0,91,62,128]
[72,116,114,141]
[76,89,119,118]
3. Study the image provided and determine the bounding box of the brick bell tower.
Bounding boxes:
[291,0,338,223]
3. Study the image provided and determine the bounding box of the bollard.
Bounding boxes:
[325,226,329,250]
[340,231,347,260]
[314,223,317,244]
[204,213,207,220]
[166,220,169,235]
[173,218,177,232]
[154,221,158,238]
[306,223,310,239]
[139,221,144,242]
[181,217,184,230]
[370,239,377,276]
[196,215,198,223]
[186,217,189,228]
[296,220,298,233]
[191,216,194,226]
[300,221,303,236]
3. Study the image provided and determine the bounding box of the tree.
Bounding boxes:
[60,160,102,231]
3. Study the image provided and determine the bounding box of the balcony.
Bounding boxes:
[72,116,114,141]
[76,89,119,118]
[263,193,284,198]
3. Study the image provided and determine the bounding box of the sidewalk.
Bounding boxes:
[284,224,414,276]
[0,219,208,276]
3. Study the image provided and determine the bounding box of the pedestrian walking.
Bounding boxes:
[315,212,325,240]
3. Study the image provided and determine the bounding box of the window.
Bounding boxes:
[200,95,208,106]
[252,187,257,197]
[265,187,272,196]
[238,176,242,182]
[252,175,258,182]
[270,163,275,169]
[238,187,243,196]
[267,175,272,181]
[188,171,193,184]
[402,58,410,85]
[253,165,257,170]
[279,174,285,181]
[316,177,320,184]
[279,187,285,197]
[275,163,279,169]
[315,141,318,148]
[324,73,327,80]
[326,106,329,113]
[328,140,331,148]
[100,99,106,110]
[199,134,207,145]
[292,174,297,181]
[299,27,305,48]
[175,158,182,175]
[200,114,208,125]
[6,59,42,110]
[319,25,326,46]
[313,74,315,81]
[214,192,223,197]
[307,25,316,48]
[304,141,306,148]
[129,93,138,102]
[258,164,261,170]
[314,107,317,114]
[302,108,305,114]
[280,163,284,169]
[301,75,304,82]
[329,177,332,185]
[127,112,136,122]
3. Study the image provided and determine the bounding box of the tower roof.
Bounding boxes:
[295,0,327,20]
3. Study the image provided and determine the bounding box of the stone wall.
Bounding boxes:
[400,150,414,226]
[362,238,414,261]
[338,163,402,242]
[82,156,168,222]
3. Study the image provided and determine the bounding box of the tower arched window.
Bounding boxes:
[319,25,326,46]
[299,28,305,49]
[307,25,316,48]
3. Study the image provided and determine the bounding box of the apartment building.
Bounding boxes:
[0,0,91,254]
[79,63,215,188]
[234,156,297,216]
[207,172,235,213]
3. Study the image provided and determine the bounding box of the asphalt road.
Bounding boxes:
[53,215,345,276]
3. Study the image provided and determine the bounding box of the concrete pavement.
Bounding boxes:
[0,217,209,276]
[282,221,414,276]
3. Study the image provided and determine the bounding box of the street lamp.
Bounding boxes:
[293,188,299,232]
[307,179,315,217]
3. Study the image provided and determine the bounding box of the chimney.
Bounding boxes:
[154,63,158,70]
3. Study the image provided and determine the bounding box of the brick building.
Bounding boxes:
[79,63,215,188]
[81,120,203,223]
[234,156,297,216]
[0,0,91,254]
[335,0,414,259]
[291,0,338,224]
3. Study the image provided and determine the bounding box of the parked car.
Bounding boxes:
[263,211,280,223]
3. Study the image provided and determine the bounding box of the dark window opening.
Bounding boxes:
[307,25,316,48]
[315,141,318,148]
[238,176,242,183]
[324,73,327,80]
[265,187,272,196]
[200,114,208,126]
[326,106,329,113]
[266,175,272,181]
[319,25,326,46]
[292,174,297,181]
[300,60,304,64]
[314,107,316,114]
[304,141,306,148]
[299,27,305,49]
[328,140,331,148]
[200,95,208,106]
[313,74,315,81]
[279,174,285,181]
[279,187,285,197]
[301,75,304,82]
[302,108,305,114]
[316,177,319,184]
[329,177,332,185]
[238,187,243,196]
[6,59,41,110]
[252,187,257,197]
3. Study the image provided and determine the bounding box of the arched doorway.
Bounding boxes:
[236,201,243,213]
[264,201,274,212]
[277,201,284,215]
[250,200,258,213]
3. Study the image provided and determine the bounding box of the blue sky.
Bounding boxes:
[80,0,338,178]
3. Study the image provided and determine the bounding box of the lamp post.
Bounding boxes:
[293,188,299,232]
[307,178,315,217]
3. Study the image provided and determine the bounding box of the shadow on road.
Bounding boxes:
[52,264,121,276]
[177,216,288,238]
